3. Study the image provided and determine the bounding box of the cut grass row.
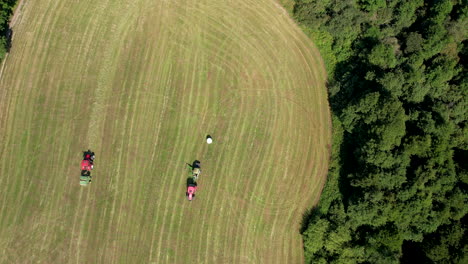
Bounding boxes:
[0,0,330,262]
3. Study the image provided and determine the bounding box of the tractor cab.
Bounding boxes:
[83,150,95,161]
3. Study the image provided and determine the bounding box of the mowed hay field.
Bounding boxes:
[0,0,330,263]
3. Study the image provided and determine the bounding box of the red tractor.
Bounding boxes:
[80,150,95,186]
[81,159,93,171]
[186,161,201,201]
[186,184,197,201]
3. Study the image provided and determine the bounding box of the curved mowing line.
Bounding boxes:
[0,0,331,262]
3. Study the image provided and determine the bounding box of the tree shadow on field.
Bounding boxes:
[1,28,13,60]
[6,28,12,52]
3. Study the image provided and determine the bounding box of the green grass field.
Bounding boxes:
[0,0,330,262]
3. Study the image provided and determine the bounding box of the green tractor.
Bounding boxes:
[80,170,92,186]
[188,160,201,181]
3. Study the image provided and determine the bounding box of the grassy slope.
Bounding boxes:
[0,0,330,262]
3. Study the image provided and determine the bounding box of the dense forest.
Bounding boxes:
[0,0,15,61]
[294,0,467,263]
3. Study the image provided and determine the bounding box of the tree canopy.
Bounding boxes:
[0,0,16,61]
[294,0,467,262]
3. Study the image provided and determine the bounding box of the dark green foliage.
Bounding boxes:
[294,0,467,262]
[0,0,16,61]
[404,32,424,54]
[368,43,398,69]
[403,218,468,263]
